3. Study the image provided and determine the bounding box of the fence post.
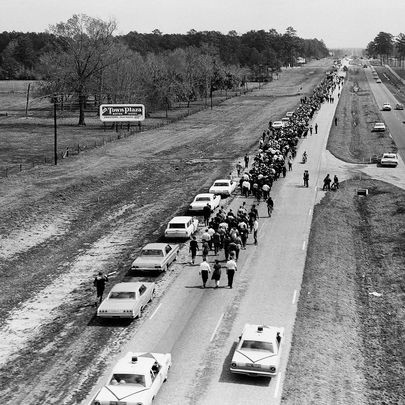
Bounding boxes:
[78,144,80,153]
[5,168,8,177]
[20,164,22,171]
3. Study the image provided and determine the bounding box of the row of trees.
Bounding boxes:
[365,31,405,63]
[0,15,329,125]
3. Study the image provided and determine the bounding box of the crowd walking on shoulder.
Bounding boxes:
[188,69,344,290]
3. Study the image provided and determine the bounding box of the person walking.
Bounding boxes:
[315,123,318,134]
[211,260,222,288]
[253,219,259,245]
[226,256,238,288]
[322,174,331,190]
[303,170,309,188]
[236,161,243,176]
[199,258,211,288]
[223,233,231,261]
[333,175,339,189]
[202,240,210,261]
[288,156,293,171]
[334,117,338,126]
[203,203,211,227]
[309,125,313,135]
[266,196,274,217]
[94,271,108,306]
[189,236,199,265]
[282,165,287,178]
[244,153,249,168]
[212,230,221,255]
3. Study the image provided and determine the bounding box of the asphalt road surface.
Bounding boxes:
[366,68,405,161]
[85,76,344,404]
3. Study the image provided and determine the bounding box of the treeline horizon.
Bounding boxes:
[0,26,329,80]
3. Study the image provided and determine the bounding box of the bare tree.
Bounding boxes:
[42,14,120,125]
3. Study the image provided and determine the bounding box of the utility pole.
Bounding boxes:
[53,95,58,165]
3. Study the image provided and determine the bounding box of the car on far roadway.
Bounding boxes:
[97,282,155,319]
[209,179,237,196]
[380,153,398,167]
[376,78,382,83]
[230,324,284,377]
[382,103,392,111]
[373,122,386,132]
[131,243,179,272]
[395,103,404,110]
[285,111,294,118]
[92,351,171,405]
[189,193,221,212]
[164,216,199,239]
[271,121,284,130]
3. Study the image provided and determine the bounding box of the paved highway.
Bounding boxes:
[84,75,343,405]
[366,67,405,161]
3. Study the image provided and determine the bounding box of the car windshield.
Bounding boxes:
[110,373,145,386]
[214,182,229,187]
[196,197,210,202]
[241,339,274,353]
[141,249,163,257]
[169,223,186,229]
[110,291,136,299]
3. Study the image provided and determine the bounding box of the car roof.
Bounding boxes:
[195,193,215,198]
[142,243,174,249]
[382,153,396,156]
[169,216,194,222]
[113,352,157,375]
[213,179,230,183]
[375,122,385,125]
[241,324,281,342]
[110,282,151,292]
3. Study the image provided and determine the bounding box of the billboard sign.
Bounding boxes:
[99,104,145,122]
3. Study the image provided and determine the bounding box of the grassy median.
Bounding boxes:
[282,179,405,404]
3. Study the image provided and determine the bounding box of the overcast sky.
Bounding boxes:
[1,0,403,48]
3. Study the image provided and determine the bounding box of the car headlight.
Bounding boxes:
[132,265,139,269]
[94,401,101,405]
[231,362,237,367]
[269,366,276,373]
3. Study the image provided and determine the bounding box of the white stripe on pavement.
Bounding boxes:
[149,303,162,320]
[292,289,297,305]
[210,313,224,342]
[274,372,282,398]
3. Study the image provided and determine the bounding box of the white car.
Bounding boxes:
[382,103,392,111]
[373,122,386,132]
[395,103,404,110]
[92,352,171,405]
[271,121,284,130]
[131,243,179,272]
[97,282,155,319]
[189,193,221,212]
[285,111,294,118]
[209,179,237,196]
[380,153,398,167]
[230,324,284,377]
[376,78,382,83]
[164,216,199,239]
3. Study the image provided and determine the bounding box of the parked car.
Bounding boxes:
[189,193,221,212]
[382,103,392,111]
[92,352,171,405]
[376,78,382,83]
[230,324,284,377]
[164,216,199,239]
[380,153,398,167]
[271,121,284,130]
[281,117,290,126]
[131,243,179,272]
[209,179,237,196]
[285,111,294,118]
[97,282,155,319]
[395,103,404,110]
[373,122,386,132]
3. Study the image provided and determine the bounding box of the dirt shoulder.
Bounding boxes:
[281,179,405,405]
[0,60,333,404]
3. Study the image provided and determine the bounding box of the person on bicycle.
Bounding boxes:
[266,196,274,217]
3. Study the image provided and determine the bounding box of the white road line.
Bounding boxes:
[149,303,162,320]
[302,240,306,250]
[210,313,224,342]
[274,371,282,398]
[308,208,312,216]
[292,289,297,305]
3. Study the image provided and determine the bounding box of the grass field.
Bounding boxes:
[281,178,405,405]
